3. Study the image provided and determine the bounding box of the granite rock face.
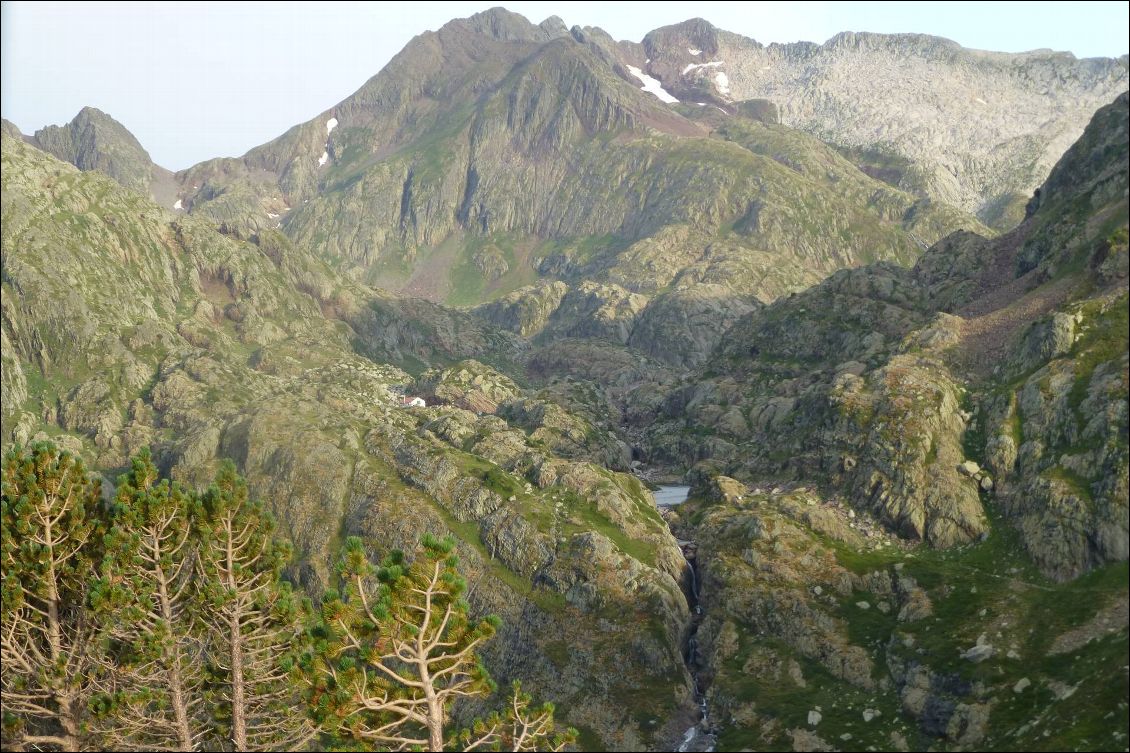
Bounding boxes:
[64,8,995,322]
[32,107,157,195]
[643,94,1128,578]
[0,132,698,750]
[642,20,1128,229]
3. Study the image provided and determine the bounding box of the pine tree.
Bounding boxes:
[3,442,572,752]
[0,443,112,752]
[194,460,315,751]
[99,448,205,751]
[456,681,575,752]
[310,535,572,751]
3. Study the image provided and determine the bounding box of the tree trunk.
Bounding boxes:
[421,656,444,751]
[156,547,194,751]
[58,695,80,753]
[230,610,246,751]
[167,664,194,751]
[426,705,444,752]
[45,518,79,753]
[226,518,247,752]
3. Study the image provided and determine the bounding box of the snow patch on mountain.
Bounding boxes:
[626,65,679,104]
[715,71,731,96]
[682,60,724,75]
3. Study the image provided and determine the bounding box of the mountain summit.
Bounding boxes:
[23,9,1126,319]
[643,19,1127,226]
[27,106,179,205]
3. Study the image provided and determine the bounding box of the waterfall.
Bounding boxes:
[655,486,715,753]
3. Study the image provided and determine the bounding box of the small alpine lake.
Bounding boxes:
[653,485,691,507]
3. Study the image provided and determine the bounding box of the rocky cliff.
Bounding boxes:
[87,9,993,327]
[670,475,1128,751]
[0,130,702,750]
[642,93,1128,582]
[641,20,1128,229]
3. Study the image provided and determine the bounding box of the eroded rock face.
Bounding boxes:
[831,357,987,547]
[478,279,759,369]
[641,272,987,548]
[474,281,569,337]
[0,132,698,750]
[640,94,1129,576]
[416,359,522,414]
[984,326,1129,581]
[684,486,880,694]
[628,286,760,368]
[32,107,157,196]
[643,20,1128,229]
[538,282,650,345]
[674,478,1127,751]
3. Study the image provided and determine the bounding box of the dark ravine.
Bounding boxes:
[678,541,715,753]
[654,485,716,753]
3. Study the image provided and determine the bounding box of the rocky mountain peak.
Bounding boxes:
[38,106,148,160]
[643,18,721,51]
[32,106,155,194]
[23,105,183,208]
[538,15,570,40]
[824,30,963,54]
[637,21,1128,229]
[447,6,548,43]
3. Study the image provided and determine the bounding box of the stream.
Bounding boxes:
[653,485,716,753]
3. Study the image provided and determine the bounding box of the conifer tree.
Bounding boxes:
[0,443,112,752]
[99,448,205,751]
[310,535,573,751]
[456,681,574,752]
[194,461,315,752]
[3,442,572,752]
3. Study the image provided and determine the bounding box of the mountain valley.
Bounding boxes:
[2,7,1127,751]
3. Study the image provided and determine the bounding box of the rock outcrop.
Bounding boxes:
[672,478,1129,751]
[642,20,1128,229]
[0,131,698,750]
[644,93,1128,576]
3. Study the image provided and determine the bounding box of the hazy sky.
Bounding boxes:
[3,1,1127,170]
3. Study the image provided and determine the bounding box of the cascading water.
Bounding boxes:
[654,486,716,753]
